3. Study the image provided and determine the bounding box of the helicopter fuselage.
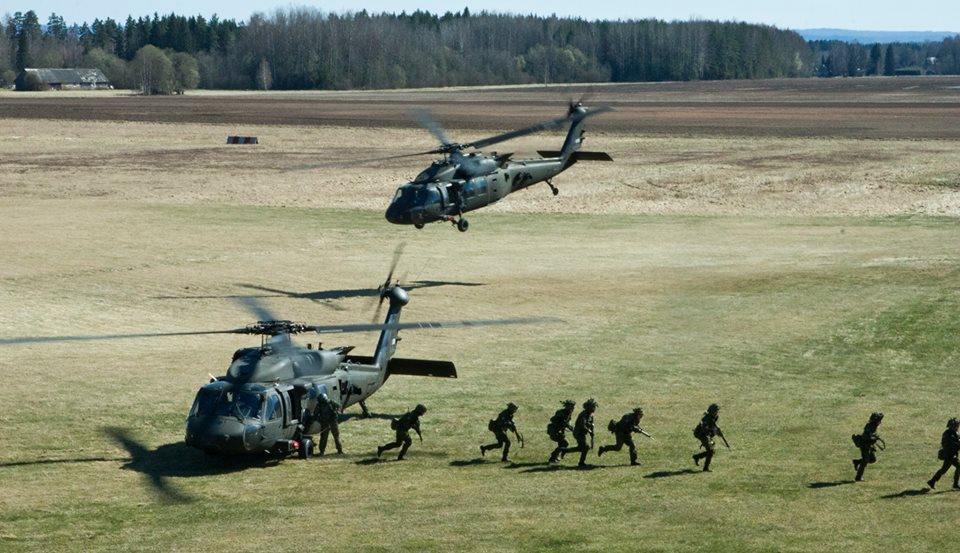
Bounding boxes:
[384,155,566,229]
[184,345,387,455]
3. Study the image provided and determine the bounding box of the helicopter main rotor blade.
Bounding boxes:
[413,109,455,149]
[236,296,281,323]
[0,328,250,346]
[461,113,574,151]
[306,316,560,335]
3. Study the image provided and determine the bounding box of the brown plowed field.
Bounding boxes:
[2,77,960,217]
[4,76,960,138]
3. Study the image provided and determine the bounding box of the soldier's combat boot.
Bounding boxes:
[597,446,605,458]
[927,478,937,489]
[502,443,510,462]
[693,454,701,466]
[480,445,486,457]
[376,446,384,458]
[630,451,639,466]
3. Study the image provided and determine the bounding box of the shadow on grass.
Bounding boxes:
[644,469,699,479]
[521,463,604,473]
[0,456,129,468]
[104,427,284,504]
[808,480,856,489]
[340,412,396,423]
[880,488,932,499]
[449,459,490,467]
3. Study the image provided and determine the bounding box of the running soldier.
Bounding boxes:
[480,402,522,462]
[852,412,884,481]
[692,403,728,472]
[316,395,343,455]
[377,404,427,461]
[561,399,597,467]
[547,400,576,464]
[598,407,650,466]
[927,417,960,490]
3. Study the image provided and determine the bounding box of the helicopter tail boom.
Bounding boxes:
[346,355,457,379]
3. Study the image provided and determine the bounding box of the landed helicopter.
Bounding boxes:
[384,102,613,232]
[1,271,549,458]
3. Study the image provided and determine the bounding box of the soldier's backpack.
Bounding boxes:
[851,433,863,448]
[488,419,497,432]
[693,424,706,439]
[608,419,617,433]
[938,448,946,461]
[390,418,398,430]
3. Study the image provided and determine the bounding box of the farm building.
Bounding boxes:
[15,68,111,91]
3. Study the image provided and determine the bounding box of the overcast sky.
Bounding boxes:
[9,1,960,32]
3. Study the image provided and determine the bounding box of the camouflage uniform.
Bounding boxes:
[692,403,725,472]
[852,412,883,481]
[598,408,645,466]
[378,404,427,461]
[316,396,343,455]
[547,400,576,463]
[481,403,520,462]
[927,418,960,489]
[561,399,597,467]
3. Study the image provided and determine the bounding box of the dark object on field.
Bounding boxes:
[0,244,550,458]
[853,411,885,482]
[927,417,960,489]
[480,402,522,462]
[301,99,612,232]
[693,403,729,472]
[598,407,652,466]
[378,404,427,460]
[227,136,258,144]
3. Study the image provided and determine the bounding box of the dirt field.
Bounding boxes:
[3,77,960,217]
[1,78,960,552]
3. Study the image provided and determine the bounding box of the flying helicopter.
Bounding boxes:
[0,262,550,458]
[383,101,613,232]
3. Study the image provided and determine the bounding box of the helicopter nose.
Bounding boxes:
[384,203,405,224]
[185,416,252,454]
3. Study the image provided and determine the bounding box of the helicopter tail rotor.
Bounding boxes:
[370,242,406,323]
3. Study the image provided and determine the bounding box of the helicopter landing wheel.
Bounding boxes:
[457,219,469,232]
[546,179,559,196]
[298,438,314,459]
[414,223,424,229]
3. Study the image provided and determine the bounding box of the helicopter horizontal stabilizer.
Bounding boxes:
[537,150,613,161]
[346,355,457,379]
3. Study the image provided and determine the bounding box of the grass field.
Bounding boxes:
[1,80,960,552]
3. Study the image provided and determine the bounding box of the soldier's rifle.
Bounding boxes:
[717,428,731,449]
[876,437,886,451]
[515,429,524,448]
[637,427,656,441]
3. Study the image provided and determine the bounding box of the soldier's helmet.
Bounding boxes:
[584,398,598,411]
[414,404,427,415]
[562,399,576,409]
[948,417,960,428]
[633,407,644,419]
[707,403,720,414]
[507,402,518,412]
[869,411,884,423]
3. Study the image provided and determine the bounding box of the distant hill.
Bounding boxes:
[799,28,959,43]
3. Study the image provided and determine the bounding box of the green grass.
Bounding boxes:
[1,206,959,552]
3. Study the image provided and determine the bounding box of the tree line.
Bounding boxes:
[2,8,960,93]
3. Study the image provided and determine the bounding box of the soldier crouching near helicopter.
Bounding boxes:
[692,403,728,472]
[852,412,884,481]
[316,395,343,455]
[377,404,427,461]
[561,399,597,467]
[927,417,960,489]
[480,402,522,462]
[547,400,576,464]
[598,407,648,466]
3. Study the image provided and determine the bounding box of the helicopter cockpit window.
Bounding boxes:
[266,394,282,421]
[190,388,264,420]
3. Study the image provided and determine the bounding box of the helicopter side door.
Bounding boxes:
[261,390,285,446]
[460,177,490,211]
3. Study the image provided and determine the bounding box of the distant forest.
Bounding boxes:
[3,8,960,93]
